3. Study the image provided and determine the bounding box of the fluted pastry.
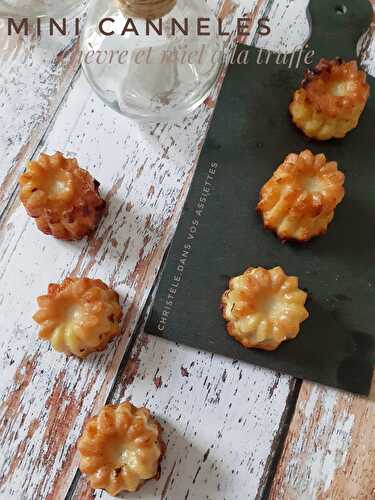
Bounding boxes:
[19,152,106,240]
[78,401,165,495]
[222,266,309,351]
[257,150,345,242]
[290,58,370,140]
[33,277,122,358]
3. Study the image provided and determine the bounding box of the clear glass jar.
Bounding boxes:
[0,0,87,20]
[82,0,225,121]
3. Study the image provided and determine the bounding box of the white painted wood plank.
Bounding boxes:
[0,69,214,499]
[71,334,295,500]
[269,381,375,500]
[0,19,81,213]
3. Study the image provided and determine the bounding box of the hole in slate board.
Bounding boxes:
[335,4,347,15]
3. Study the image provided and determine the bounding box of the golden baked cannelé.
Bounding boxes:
[221,266,309,351]
[290,58,370,140]
[78,401,165,495]
[33,277,122,358]
[257,150,345,242]
[19,152,106,240]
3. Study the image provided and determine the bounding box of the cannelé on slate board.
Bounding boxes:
[221,266,309,351]
[222,56,369,351]
[290,58,370,140]
[257,149,345,242]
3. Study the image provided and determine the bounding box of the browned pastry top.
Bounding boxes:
[257,150,345,241]
[33,277,122,358]
[301,59,369,118]
[222,266,309,351]
[290,58,370,140]
[19,152,106,240]
[78,401,165,495]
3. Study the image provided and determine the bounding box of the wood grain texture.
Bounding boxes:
[269,382,375,500]
[0,18,81,215]
[0,2,310,498]
[0,71,215,499]
[71,334,296,500]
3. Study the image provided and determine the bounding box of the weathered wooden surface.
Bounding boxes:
[269,381,375,500]
[0,19,82,215]
[0,71,216,498]
[71,335,295,500]
[1,0,375,498]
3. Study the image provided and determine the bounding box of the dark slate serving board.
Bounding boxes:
[145,0,375,395]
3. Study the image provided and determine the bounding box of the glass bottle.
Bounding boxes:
[81,0,225,121]
[0,0,87,20]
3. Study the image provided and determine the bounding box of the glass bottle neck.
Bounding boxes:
[117,0,177,20]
